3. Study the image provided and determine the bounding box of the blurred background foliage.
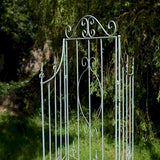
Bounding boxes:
[0,0,160,159]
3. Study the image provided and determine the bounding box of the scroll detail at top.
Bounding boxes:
[65,15,117,39]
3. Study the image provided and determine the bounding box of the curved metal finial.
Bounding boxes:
[125,56,134,76]
[39,63,45,79]
[93,151,97,160]
[65,15,117,39]
[53,56,57,71]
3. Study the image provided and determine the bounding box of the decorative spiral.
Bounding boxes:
[81,57,88,67]
[81,57,98,69]
[65,15,117,39]
[81,18,87,27]
[89,29,96,37]
[82,30,87,38]
[89,17,95,25]
[81,18,88,38]
[107,20,117,36]
[90,57,97,68]
[81,17,96,38]
[65,25,72,39]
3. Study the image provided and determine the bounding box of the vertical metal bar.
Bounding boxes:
[132,58,134,160]
[63,40,67,158]
[129,75,131,160]
[54,56,57,160]
[48,82,51,160]
[40,63,45,160]
[100,39,104,160]
[76,40,80,159]
[60,68,62,159]
[118,35,121,160]
[126,56,128,160]
[66,40,69,160]
[122,65,124,160]
[115,36,118,160]
[88,39,91,160]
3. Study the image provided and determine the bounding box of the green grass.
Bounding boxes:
[0,113,160,160]
[0,113,42,160]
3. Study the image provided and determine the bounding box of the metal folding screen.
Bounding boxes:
[39,15,134,160]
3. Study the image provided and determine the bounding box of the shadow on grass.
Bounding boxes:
[0,113,76,160]
[0,114,42,160]
[150,142,160,160]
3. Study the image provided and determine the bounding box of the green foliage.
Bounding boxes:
[0,0,36,80]
[157,90,160,103]
[0,80,29,95]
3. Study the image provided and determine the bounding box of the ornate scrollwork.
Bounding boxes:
[81,17,96,38]
[78,56,102,125]
[90,57,98,68]
[107,20,117,35]
[81,57,88,67]
[81,56,98,69]
[65,15,117,39]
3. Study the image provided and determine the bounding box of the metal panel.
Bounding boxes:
[39,15,134,160]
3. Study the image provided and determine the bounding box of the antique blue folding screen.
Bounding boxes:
[39,15,134,160]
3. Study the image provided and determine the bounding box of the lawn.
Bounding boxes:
[0,113,159,160]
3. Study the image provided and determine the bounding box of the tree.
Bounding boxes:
[0,0,35,81]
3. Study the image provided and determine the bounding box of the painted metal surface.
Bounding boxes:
[39,15,134,160]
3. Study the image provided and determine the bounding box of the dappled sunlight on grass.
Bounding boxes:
[0,113,160,160]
